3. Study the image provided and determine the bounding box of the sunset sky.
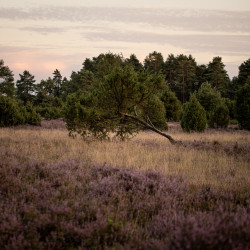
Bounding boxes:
[1,0,250,82]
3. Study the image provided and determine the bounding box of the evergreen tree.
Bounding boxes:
[209,104,230,128]
[125,54,143,72]
[238,58,250,87]
[196,82,230,128]
[164,54,178,85]
[165,54,197,103]
[53,69,62,97]
[0,95,40,126]
[236,78,250,130]
[16,70,36,104]
[181,94,207,132]
[82,58,97,73]
[144,51,164,73]
[160,86,182,121]
[176,54,197,103]
[142,95,168,130]
[0,59,15,97]
[205,57,229,95]
[63,53,177,143]
[196,64,207,89]
[196,82,222,119]
[226,76,238,100]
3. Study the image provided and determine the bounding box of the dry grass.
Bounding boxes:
[0,121,249,193]
[1,120,249,249]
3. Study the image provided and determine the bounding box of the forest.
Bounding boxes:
[1,52,250,133]
[0,52,250,249]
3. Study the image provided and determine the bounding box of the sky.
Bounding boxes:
[0,0,250,82]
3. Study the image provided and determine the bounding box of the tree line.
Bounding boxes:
[0,52,249,140]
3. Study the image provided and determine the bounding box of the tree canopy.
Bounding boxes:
[0,60,15,97]
[63,53,176,143]
[1,54,249,133]
[16,70,36,104]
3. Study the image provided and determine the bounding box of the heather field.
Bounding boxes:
[0,119,250,249]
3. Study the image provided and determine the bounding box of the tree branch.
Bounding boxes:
[120,112,177,144]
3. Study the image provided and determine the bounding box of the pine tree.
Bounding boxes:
[0,59,15,97]
[236,78,250,130]
[181,94,207,132]
[16,70,36,104]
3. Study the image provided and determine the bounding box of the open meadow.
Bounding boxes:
[0,119,249,249]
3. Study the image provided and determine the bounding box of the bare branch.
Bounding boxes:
[147,115,156,129]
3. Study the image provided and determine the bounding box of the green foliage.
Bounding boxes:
[0,59,15,97]
[223,98,236,119]
[160,86,182,121]
[238,58,250,87]
[236,79,250,130]
[142,95,168,130]
[0,95,25,126]
[144,51,164,73]
[205,57,229,95]
[164,54,197,103]
[0,95,40,127]
[125,54,143,72]
[196,82,230,128]
[52,69,63,97]
[16,70,36,104]
[208,104,230,128]
[35,97,63,119]
[196,64,207,88]
[181,94,207,132]
[63,53,168,140]
[24,102,41,125]
[63,92,114,139]
[196,82,221,115]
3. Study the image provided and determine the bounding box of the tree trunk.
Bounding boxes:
[121,112,177,144]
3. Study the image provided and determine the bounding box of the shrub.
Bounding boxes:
[0,156,249,249]
[0,95,25,126]
[160,86,182,121]
[25,102,41,125]
[142,95,168,130]
[208,104,230,128]
[196,82,230,128]
[36,105,62,119]
[181,94,207,132]
[236,80,250,130]
[35,97,63,119]
[224,98,236,120]
[0,95,41,127]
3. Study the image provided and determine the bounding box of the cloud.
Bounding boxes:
[0,6,250,33]
[84,29,250,56]
[20,26,66,34]
[1,4,249,79]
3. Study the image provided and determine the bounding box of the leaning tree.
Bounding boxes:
[63,53,177,144]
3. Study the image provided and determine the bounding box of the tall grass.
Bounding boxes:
[1,122,249,191]
[0,120,249,249]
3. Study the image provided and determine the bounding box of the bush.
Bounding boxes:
[181,94,207,132]
[160,86,182,121]
[25,102,41,125]
[35,97,63,119]
[224,98,236,120]
[0,95,41,127]
[36,105,62,119]
[196,82,231,128]
[208,104,230,128]
[236,80,250,130]
[0,95,25,126]
[142,95,168,130]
